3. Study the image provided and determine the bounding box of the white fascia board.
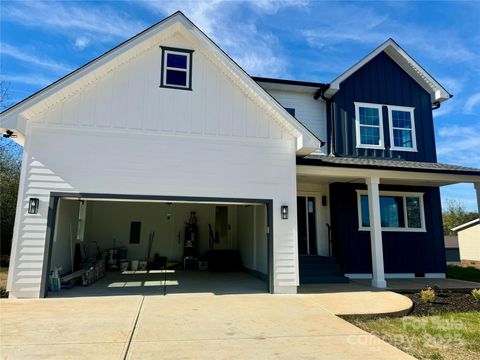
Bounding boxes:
[255,81,319,94]
[0,114,26,146]
[325,39,451,103]
[296,165,480,185]
[451,218,480,232]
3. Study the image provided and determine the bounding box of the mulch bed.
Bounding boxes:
[405,290,480,316]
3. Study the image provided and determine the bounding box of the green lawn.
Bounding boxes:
[348,312,480,360]
[447,265,480,282]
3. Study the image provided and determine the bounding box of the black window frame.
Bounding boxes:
[160,46,194,91]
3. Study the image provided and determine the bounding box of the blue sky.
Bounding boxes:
[1,0,479,210]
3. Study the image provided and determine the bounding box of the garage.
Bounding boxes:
[44,194,272,297]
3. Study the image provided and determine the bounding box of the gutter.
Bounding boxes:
[314,84,335,156]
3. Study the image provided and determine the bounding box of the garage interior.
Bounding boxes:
[46,197,269,297]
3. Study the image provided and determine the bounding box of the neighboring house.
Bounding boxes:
[452,219,480,269]
[1,12,480,299]
[444,235,460,264]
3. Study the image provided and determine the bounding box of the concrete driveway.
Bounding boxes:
[1,294,413,360]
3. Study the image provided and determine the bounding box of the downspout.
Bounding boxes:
[314,84,335,156]
[432,101,441,110]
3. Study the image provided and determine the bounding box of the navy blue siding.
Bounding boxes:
[329,51,437,162]
[445,249,460,262]
[329,183,446,274]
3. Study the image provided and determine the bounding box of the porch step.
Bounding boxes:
[299,256,350,284]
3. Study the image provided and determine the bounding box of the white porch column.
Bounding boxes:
[366,176,387,288]
[475,183,480,217]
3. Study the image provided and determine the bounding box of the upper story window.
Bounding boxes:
[160,47,194,90]
[388,106,417,152]
[357,191,425,232]
[355,102,384,149]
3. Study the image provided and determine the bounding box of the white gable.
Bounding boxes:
[0,12,320,154]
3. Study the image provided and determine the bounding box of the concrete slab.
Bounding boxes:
[0,296,142,359]
[127,335,413,360]
[1,293,414,359]
[128,294,413,359]
[47,270,267,298]
[1,343,124,360]
[299,283,413,316]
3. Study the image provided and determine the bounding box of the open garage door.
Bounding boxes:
[43,194,272,297]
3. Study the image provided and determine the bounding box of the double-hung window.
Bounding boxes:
[355,102,384,149]
[357,191,425,232]
[161,47,193,90]
[388,106,417,151]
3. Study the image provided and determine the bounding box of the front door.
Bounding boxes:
[297,196,317,255]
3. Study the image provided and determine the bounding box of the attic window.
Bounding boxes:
[285,108,296,116]
[160,47,193,90]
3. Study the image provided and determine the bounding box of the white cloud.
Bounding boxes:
[0,74,55,87]
[247,0,308,13]
[436,77,463,95]
[3,1,146,41]
[432,99,456,118]
[1,43,72,74]
[436,124,480,167]
[74,37,91,51]
[136,0,303,77]
[298,3,479,70]
[464,92,480,114]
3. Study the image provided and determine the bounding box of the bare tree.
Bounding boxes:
[0,80,13,110]
[0,81,22,263]
[443,199,479,235]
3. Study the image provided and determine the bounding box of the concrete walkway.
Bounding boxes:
[0,293,414,360]
[299,282,413,316]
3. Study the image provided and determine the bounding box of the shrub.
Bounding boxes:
[472,288,480,302]
[419,287,436,303]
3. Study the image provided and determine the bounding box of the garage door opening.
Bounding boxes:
[44,195,272,297]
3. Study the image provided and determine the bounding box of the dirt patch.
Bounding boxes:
[405,290,480,316]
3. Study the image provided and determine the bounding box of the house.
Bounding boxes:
[452,219,480,268]
[444,235,460,264]
[1,11,480,299]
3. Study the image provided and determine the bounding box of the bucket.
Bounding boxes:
[130,260,139,271]
[120,260,129,272]
[138,260,147,271]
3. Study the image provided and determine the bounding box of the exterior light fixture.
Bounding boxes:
[281,205,288,220]
[28,198,39,214]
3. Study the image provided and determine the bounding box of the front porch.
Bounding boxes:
[296,155,480,289]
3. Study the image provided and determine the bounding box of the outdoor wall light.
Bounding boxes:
[281,205,288,220]
[28,198,39,214]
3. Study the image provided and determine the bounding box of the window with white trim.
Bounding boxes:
[355,102,384,149]
[161,47,193,89]
[388,106,417,151]
[357,191,425,232]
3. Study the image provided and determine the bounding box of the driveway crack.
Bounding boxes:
[122,296,145,360]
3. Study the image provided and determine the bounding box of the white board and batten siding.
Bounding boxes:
[7,28,301,298]
[257,85,328,154]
